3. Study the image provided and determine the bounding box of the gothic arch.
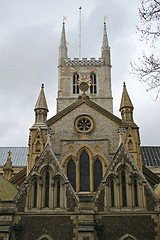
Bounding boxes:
[37,234,53,240]
[119,233,137,240]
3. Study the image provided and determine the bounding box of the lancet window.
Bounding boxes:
[67,159,76,191]
[93,159,102,191]
[121,170,127,207]
[66,149,104,193]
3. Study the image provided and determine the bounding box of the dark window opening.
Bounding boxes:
[67,160,76,191]
[122,170,127,207]
[90,73,97,94]
[80,151,90,191]
[111,179,115,207]
[45,171,49,207]
[57,180,60,207]
[33,180,37,208]
[73,73,79,94]
[93,159,102,191]
[134,179,138,207]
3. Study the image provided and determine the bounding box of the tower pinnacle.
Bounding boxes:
[120,82,134,122]
[59,21,68,61]
[102,21,109,51]
[33,84,48,128]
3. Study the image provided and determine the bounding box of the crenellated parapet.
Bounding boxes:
[64,58,105,66]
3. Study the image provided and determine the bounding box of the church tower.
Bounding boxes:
[27,84,48,175]
[57,21,113,113]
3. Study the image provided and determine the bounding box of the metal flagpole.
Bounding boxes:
[79,6,82,59]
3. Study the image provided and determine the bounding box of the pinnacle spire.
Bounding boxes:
[120,82,133,111]
[102,21,109,51]
[35,84,48,111]
[119,83,134,122]
[59,21,68,59]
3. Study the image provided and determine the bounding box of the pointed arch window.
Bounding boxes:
[45,171,49,207]
[93,159,102,191]
[80,151,90,191]
[33,179,37,208]
[90,73,97,94]
[122,170,127,207]
[73,73,79,94]
[111,178,115,207]
[57,180,60,207]
[67,159,76,191]
[134,179,138,207]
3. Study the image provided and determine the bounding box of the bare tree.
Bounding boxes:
[132,0,160,99]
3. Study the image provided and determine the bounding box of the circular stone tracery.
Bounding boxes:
[75,115,94,133]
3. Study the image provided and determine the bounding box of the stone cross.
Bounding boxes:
[117,126,126,146]
[45,127,55,144]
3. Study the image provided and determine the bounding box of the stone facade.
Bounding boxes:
[0,21,160,240]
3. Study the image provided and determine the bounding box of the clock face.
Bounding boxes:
[78,76,92,87]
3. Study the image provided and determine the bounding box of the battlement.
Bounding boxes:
[64,58,105,66]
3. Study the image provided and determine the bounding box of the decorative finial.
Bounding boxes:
[123,82,126,87]
[104,16,108,22]
[45,127,55,144]
[117,126,126,146]
[42,83,44,89]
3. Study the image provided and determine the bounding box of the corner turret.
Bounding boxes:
[120,82,134,123]
[119,83,142,170]
[33,84,48,129]
[27,84,48,175]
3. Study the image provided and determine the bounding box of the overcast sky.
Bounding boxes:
[0,0,159,147]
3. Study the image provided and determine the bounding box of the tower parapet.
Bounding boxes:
[57,21,113,113]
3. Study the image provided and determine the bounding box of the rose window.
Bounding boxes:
[75,115,94,133]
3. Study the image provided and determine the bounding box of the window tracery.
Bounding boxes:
[90,72,97,94]
[73,73,79,94]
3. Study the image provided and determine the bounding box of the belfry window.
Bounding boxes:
[90,73,97,94]
[122,170,127,207]
[80,151,90,191]
[93,159,102,191]
[45,171,49,207]
[67,159,76,191]
[73,73,79,94]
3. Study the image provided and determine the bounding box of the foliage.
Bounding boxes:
[132,0,160,99]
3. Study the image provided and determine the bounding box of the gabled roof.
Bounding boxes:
[141,146,160,166]
[143,165,160,188]
[47,95,122,126]
[10,166,27,187]
[94,143,159,201]
[14,143,78,203]
[0,147,28,167]
[0,174,18,201]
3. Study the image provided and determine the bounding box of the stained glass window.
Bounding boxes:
[93,159,102,191]
[67,160,76,191]
[80,151,90,191]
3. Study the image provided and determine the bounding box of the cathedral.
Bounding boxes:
[0,20,160,240]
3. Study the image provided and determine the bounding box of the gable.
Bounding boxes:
[47,96,122,126]
[14,144,78,212]
[94,144,159,211]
